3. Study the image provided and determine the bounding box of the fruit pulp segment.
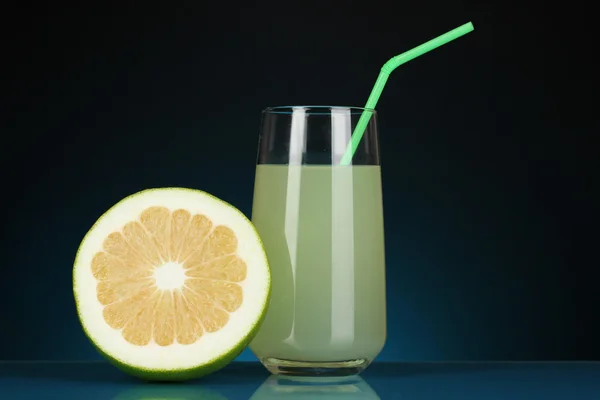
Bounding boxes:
[91,206,247,346]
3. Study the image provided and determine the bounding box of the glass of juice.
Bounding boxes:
[249,106,386,376]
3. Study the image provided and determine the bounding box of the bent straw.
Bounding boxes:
[339,22,475,165]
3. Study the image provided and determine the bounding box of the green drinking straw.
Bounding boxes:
[339,22,475,166]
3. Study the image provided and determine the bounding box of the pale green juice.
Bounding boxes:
[250,165,386,362]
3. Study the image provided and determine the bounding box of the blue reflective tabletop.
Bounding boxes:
[1,361,599,399]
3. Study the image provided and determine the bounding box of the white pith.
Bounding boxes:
[73,188,270,371]
[153,262,186,291]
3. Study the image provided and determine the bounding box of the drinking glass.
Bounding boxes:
[249,106,386,376]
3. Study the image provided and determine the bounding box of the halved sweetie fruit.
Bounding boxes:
[73,188,270,381]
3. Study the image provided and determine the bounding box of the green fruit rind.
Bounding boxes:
[73,187,271,381]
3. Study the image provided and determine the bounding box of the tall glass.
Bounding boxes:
[249,106,387,376]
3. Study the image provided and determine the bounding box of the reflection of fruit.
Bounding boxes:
[73,188,271,381]
[249,375,381,399]
[112,384,229,400]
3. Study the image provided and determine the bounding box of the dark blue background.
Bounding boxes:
[2,2,595,362]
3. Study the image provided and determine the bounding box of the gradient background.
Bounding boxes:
[2,2,596,362]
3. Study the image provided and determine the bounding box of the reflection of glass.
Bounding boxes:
[250,375,381,400]
[112,384,228,400]
[250,106,387,377]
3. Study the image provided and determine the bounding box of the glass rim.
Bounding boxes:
[263,105,377,115]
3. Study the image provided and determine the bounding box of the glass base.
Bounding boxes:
[261,357,370,377]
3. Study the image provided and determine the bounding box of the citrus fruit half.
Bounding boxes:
[73,188,270,381]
